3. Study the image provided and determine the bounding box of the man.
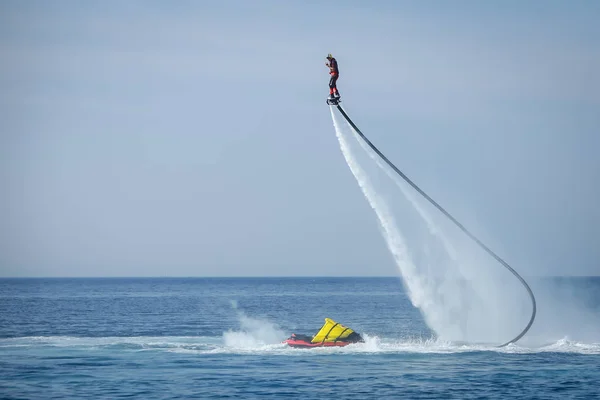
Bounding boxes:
[325,53,340,100]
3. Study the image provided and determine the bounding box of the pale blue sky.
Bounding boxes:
[1,1,599,277]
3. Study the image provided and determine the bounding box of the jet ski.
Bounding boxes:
[284,318,364,348]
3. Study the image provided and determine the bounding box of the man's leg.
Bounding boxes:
[329,75,335,98]
[332,75,340,97]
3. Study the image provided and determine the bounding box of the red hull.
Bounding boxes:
[284,339,353,348]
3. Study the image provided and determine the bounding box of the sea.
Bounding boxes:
[1,277,599,399]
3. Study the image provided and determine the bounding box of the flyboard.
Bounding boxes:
[328,98,537,348]
[326,96,341,106]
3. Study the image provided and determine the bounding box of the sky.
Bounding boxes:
[1,0,599,277]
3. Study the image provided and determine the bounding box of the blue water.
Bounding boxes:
[1,277,599,399]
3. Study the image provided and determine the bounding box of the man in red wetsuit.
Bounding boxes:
[326,53,340,100]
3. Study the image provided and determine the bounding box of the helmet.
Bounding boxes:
[327,53,333,59]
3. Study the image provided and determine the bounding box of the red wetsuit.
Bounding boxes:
[327,57,340,96]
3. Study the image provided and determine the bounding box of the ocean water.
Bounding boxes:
[1,277,599,399]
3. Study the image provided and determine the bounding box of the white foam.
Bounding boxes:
[2,335,598,355]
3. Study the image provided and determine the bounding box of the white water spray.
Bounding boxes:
[331,108,526,343]
[331,108,458,339]
[223,302,287,348]
[347,122,459,262]
[330,108,419,288]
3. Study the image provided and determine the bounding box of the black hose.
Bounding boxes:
[335,104,536,347]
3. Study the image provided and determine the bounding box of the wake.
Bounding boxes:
[2,335,598,355]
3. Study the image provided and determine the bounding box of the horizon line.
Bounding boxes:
[1,275,598,279]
